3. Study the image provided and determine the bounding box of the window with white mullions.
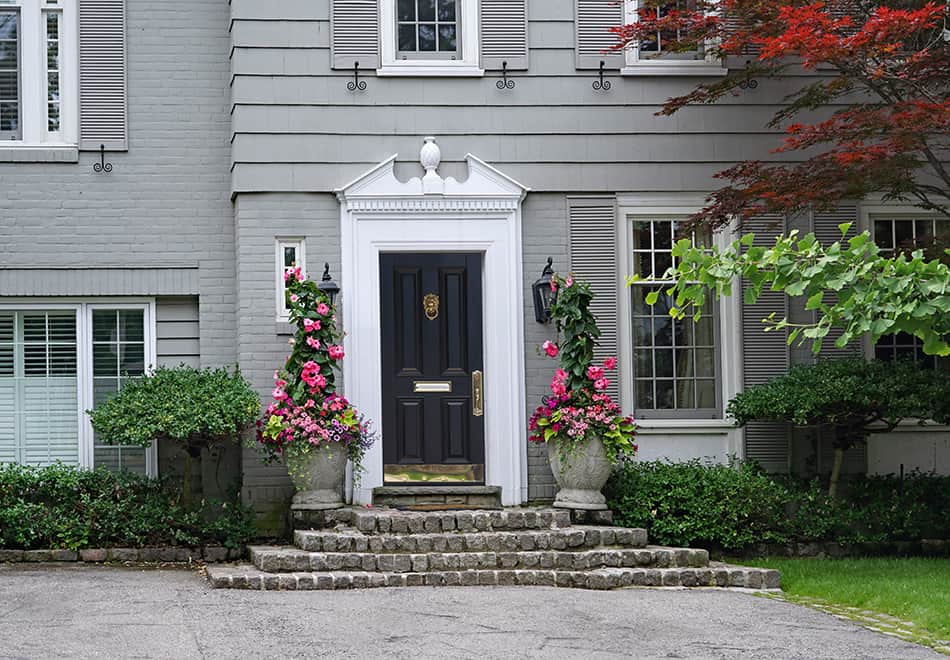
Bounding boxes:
[872,216,949,371]
[629,218,720,417]
[276,238,306,319]
[44,7,60,134]
[638,0,704,60]
[0,310,79,466]
[0,0,74,145]
[0,9,19,139]
[397,0,459,59]
[91,309,148,474]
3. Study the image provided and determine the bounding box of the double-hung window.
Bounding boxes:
[0,302,155,475]
[379,0,481,76]
[871,216,949,370]
[0,0,76,145]
[622,0,726,76]
[628,218,721,418]
[397,0,459,59]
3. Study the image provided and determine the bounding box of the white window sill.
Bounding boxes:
[0,144,79,163]
[635,419,734,432]
[622,63,728,77]
[377,63,485,77]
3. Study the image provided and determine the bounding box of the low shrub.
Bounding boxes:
[0,463,256,551]
[606,460,950,553]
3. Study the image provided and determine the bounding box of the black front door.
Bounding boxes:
[380,253,485,484]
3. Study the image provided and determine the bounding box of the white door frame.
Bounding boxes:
[336,139,530,505]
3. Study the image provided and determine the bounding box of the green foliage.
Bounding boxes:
[727,359,950,450]
[88,366,261,449]
[606,459,790,551]
[0,463,256,550]
[631,226,950,356]
[548,276,600,391]
[605,460,950,552]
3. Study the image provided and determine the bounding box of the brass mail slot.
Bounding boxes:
[413,381,452,393]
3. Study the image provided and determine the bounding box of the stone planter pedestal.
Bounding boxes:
[547,436,612,511]
[285,443,348,513]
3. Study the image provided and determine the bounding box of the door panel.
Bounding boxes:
[380,253,485,484]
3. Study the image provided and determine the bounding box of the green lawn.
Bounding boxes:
[736,557,950,651]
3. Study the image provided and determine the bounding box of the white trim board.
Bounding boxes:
[336,139,529,505]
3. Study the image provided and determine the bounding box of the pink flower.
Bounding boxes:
[604,357,617,370]
[542,341,559,358]
[304,399,315,408]
[290,294,299,303]
[565,276,574,287]
[328,345,345,360]
[550,376,567,397]
[306,336,321,350]
[555,368,568,381]
[594,378,610,391]
[550,276,558,292]
[272,387,287,401]
[587,365,605,381]
[316,303,330,316]
[303,318,322,333]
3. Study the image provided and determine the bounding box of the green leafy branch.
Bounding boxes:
[630,224,950,356]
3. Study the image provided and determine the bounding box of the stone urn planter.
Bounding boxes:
[285,443,348,511]
[547,436,612,510]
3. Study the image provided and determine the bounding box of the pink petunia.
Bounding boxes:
[587,365,605,381]
[290,294,299,303]
[306,336,322,350]
[328,345,345,360]
[565,276,573,287]
[604,357,617,370]
[316,303,330,316]
[594,378,610,391]
[542,340,559,358]
[303,318,322,333]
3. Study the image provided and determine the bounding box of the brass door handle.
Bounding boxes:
[472,370,483,417]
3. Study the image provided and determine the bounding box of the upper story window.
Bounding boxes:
[622,0,726,76]
[628,218,721,418]
[397,0,459,60]
[379,0,481,76]
[0,0,76,145]
[872,216,949,371]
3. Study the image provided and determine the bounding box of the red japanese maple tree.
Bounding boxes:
[614,0,950,229]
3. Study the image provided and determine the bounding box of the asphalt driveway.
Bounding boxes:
[0,564,940,659]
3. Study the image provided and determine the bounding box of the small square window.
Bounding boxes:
[397,0,460,60]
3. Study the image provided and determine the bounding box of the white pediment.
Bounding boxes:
[335,137,529,210]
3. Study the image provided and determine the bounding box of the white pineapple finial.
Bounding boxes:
[420,136,443,194]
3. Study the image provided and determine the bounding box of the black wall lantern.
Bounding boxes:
[318,262,341,306]
[532,257,557,323]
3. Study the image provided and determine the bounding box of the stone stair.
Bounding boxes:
[206,507,781,591]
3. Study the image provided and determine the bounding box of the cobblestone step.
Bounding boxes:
[293,526,648,553]
[248,545,709,573]
[206,563,781,591]
[349,508,573,534]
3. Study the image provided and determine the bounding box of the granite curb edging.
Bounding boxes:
[0,546,245,564]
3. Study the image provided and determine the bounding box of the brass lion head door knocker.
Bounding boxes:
[423,293,439,321]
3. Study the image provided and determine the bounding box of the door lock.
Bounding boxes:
[472,370,483,417]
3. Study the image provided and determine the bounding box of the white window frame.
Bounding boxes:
[0,299,157,476]
[622,0,727,76]
[0,0,78,147]
[378,0,483,77]
[276,238,306,321]
[616,194,742,427]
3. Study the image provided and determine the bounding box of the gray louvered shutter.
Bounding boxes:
[575,0,625,70]
[813,204,862,359]
[568,198,620,402]
[331,0,380,70]
[79,0,128,151]
[741,216,790,473]
[481,0,528,70]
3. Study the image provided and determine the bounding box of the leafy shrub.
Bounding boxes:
[88,366,261,450]
[606,460,950,552]
[0,463,255,550]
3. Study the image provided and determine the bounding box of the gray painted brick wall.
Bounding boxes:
[0,0,235,367]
